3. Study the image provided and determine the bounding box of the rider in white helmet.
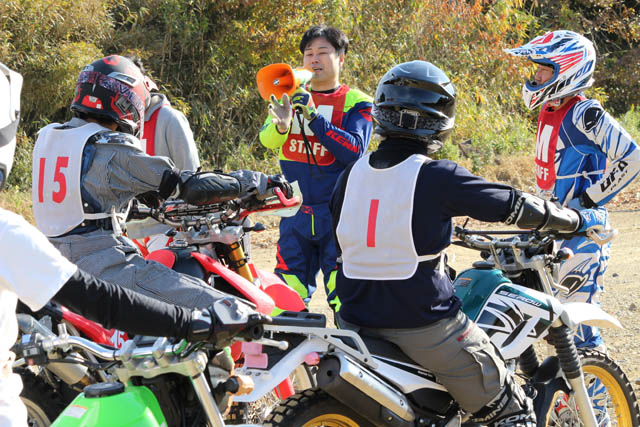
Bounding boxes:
[0,62,258,426]
[505,30,640,349]
[506,31,640,422]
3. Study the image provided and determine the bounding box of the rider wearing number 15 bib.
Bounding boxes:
[30,55,281,311]
[506,31,640,350]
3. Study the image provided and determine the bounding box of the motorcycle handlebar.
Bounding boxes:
[454,227,616,252]
[132,186,300,227]
[38,335,183,361]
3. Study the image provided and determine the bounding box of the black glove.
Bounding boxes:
[187,300,269,349]
[267,174,293,199]
[179,171,241,206]
[228,170,269,196]
[187,308,215,342]
[136,191,162,208]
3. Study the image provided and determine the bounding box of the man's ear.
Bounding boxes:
[338,52,345,69]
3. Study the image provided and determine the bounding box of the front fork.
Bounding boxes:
[226,242,255,282]
[547,322,598,427]
[191,373,226,427]
[519,327,598,427]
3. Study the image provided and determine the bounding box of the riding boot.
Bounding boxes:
[470,374,536,426]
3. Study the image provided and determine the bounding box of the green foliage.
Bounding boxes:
[6,132,34,190]
[0,0,111,132]
[618,105,640,144]
[1,0,638,190]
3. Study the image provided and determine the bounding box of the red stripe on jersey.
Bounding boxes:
[367,199,379,248]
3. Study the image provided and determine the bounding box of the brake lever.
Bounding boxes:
[273,187,301,207]
[586,228,617,245]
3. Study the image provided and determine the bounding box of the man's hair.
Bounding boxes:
[299,25,349,55]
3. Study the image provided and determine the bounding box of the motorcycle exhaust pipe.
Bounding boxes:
[17,314,93,387]
[317,354,415,427]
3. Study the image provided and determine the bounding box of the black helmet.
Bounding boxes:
[71,55,148,137]
[372,61,456,150]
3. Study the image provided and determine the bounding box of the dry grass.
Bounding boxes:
[0,188,33,223]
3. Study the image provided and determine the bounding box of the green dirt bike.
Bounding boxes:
[13,296,322,427]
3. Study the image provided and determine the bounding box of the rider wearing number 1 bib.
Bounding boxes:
[330,61,608,426]
[505,31,640,350]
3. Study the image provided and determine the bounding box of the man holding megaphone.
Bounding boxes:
[259,25,373,312]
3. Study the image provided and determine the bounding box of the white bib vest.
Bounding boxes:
[337,153,439,280]
[32,122,115,236]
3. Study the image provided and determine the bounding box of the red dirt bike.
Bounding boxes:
[132,186,306,319]
[129,186,308,419]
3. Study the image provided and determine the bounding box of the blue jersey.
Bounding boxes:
[259,85,373,205]
[535,96,640,206]
[330,140,515,328]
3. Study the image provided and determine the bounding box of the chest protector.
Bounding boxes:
[281,85,349,166]
[141,102,170,156]
[337,153,439,280]
[32,123,114,236]
[535,96,583,196]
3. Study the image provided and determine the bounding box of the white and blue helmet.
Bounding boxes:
[505,30,596,110]
[0,62,22,190]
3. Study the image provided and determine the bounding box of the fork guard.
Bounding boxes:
[560,302,623,331]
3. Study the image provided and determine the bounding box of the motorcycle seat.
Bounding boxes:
[359,333,420,367]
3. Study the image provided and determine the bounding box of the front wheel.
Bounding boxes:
[543,349,640,427]
[19,369,74,427]
[263,389,373,427]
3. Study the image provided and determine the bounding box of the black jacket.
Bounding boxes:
[330,138,516,328]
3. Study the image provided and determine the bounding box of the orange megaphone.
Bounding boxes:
[256,63,314,101]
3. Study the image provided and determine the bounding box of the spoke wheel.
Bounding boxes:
[544,349,640,427]
[264,389,373,427]
[302,414,360,427]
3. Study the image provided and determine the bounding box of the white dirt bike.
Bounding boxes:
[227,227,639,426]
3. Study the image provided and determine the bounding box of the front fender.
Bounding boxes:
[560,302,623,330]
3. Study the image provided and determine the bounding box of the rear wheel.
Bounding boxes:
[543,349,640,427]
[263,389,373,427]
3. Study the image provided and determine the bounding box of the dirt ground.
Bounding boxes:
[249,202,640,394]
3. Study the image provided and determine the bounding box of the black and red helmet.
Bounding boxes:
[71,55,148,137]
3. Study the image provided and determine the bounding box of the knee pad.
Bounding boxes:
[471,375,536,426]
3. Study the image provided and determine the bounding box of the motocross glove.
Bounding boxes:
[291,87,317,121]
[505,192,580,232]
[188,308,215,342]
[228,170,269,196]
[575,208,607,233]
[179,171,241,206]
[268,93,293,134]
